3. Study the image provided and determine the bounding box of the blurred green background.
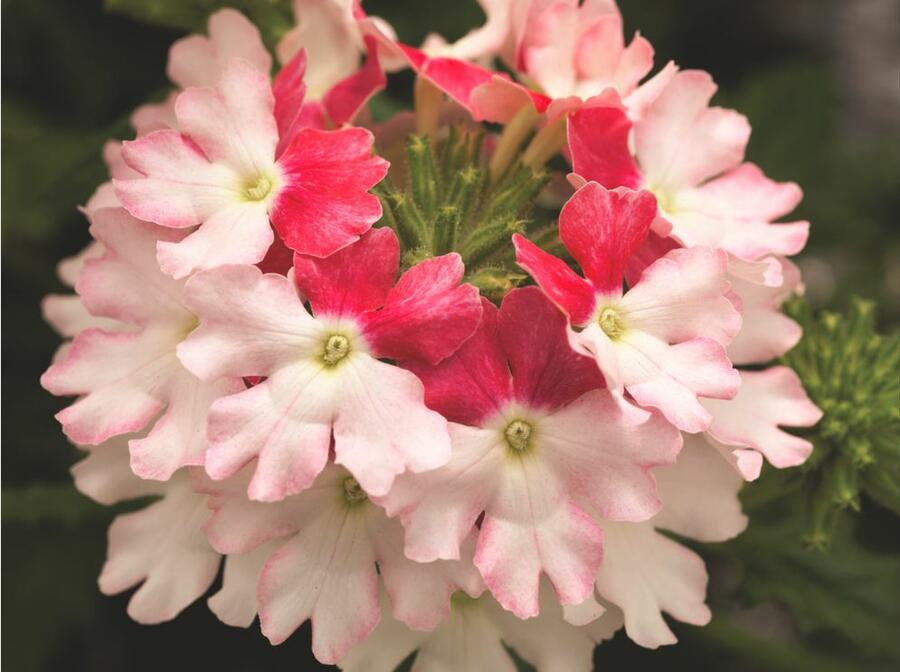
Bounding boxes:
[2,1,898,670]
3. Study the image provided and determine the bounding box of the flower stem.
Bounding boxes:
[488,105,540,181]
[521,115,567,170]
[414,76,443,140]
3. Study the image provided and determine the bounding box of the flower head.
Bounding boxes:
[115,56,389,278]
[177,227,482,501]
[381,287,681,617]
[514,182,742,431]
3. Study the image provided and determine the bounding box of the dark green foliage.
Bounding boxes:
[375,128,549,295]
[780,298,900,544]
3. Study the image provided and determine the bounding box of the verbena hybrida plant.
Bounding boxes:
[41,2,827,669]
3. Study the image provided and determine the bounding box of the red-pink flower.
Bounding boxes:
[115,56,388,278]
[176,227,483,501]
[568,70,810,263]
[380,287,680,618]
[514,182,742,432]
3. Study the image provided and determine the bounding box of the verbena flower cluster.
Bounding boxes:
[41,2,824,669]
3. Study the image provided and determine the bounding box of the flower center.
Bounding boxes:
[650,186,676,214]
[321,334,351,367]
[504,419,533,453]
[243,174,273,202]
[450,591,478,612]
[178,315,200,342]
[598,307,626,340]
[342,477,367,506]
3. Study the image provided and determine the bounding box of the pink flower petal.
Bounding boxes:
[594,521,710,648]
[324,35,387,126]
[174,58,278,174]
[727,257,804,365]
[71,434,166,506]
[498,287,601,411]
[475,467,603,618]
[197,463,308,554]
[276,0,362,92]
[257,485,380,661]
[621,247,742,347]
[614,332,740,433]
[558,183,657,294]
[541,389,681,522]
[167,8,271,89]
[376,423,504,563]
[513,233,597,326]
[636,70,750,191]
[404,300,513,426]
[41,328,174,445]
[41,294,122,339]
[157,202,274,278]
[651,434,748,542]
[568,106,642,189]
[704,366,822,470]
[370,519,484,631]
[332,355,452,497]
[116,130,234,229]
[129,371,243,480]
[205,363,336,501]
[99,473,220,624]
[272,127,388,258]
[208,540,282,628]
[78,209,191,326]
[130,93,179,136]
[178,264,322,382]
[273,49,308,157]
[292,226,399,320]
[622,231,679,286]
[361,253,482,364]
[470,75,551,123]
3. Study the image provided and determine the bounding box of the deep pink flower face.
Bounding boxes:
[115,54,388,279]
[381,287,681,618]
[177,227,483,502]
[515,182,742,432]
[567,72,810,263]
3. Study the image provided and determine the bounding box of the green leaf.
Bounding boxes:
[702,469,900,669]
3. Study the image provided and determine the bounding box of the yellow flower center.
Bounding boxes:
[598,307,626,340]
[342,477,367,506]
[321,334,351,367]
[243,175,273,202]
[504,419,533,453]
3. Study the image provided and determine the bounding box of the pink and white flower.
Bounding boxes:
[131,9,272,136]
[176,227,482,501]
[727,257,804,365]
[41,208,244,480]
[339,582,624,672]
[381,286,681,618]
[515,182,742,432]
[115,56,389,278]
[590,435,747,647]
[568,71,810,263]
[197,463,484,663]
[703,366,823,481]
[72,438,221,624]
